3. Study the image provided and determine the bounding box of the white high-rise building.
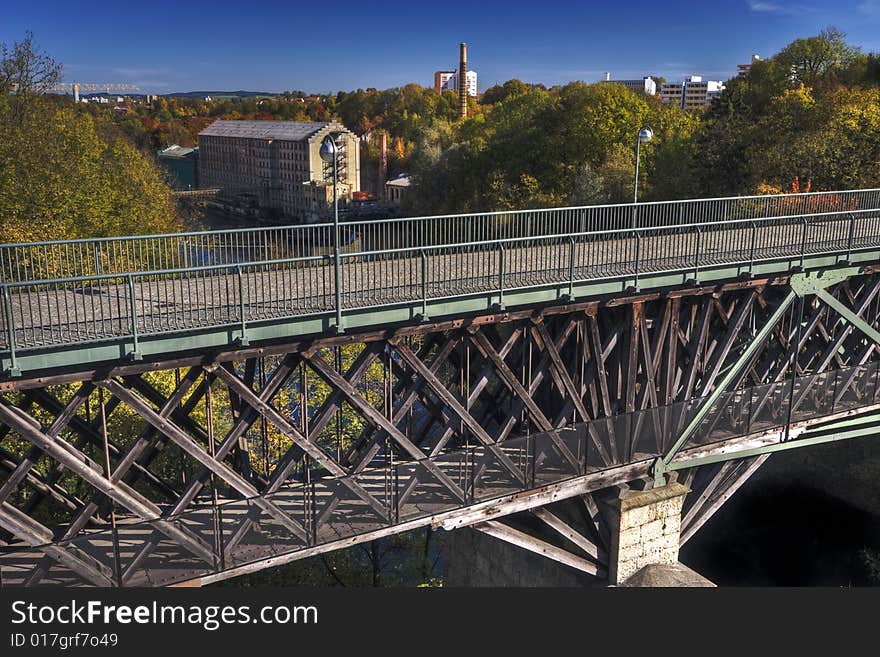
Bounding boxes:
[601,74,657,96]
[434,69,478,97]
[738,54,761,77]
[660,76,725,111]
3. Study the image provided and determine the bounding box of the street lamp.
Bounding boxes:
[320,134,343,331]
[633,127,653,204]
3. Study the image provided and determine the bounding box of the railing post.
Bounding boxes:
[747,386,754,435]
[497,242,506,310]
[633,232,641,292]
[799,216,808,270]
[468,445,476,504]
[420,248,429,321]
[310,480,318,547]
[236,265,249,346]
[92,242,102,277]
[831,368,840,416]
[846,212,856,262]
[692,227,702,284]
[393,462,400,525]
[2,285,20,377]
[334,253,344,333]
[215,501,226,573]
[749,220,757,275]
[127,274,142,361]
[567,236,576,300]
[873,360,880,404]
[529,434,536,488]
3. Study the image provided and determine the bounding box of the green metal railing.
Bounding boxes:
[1,189,880,358]
[1,188,876,283]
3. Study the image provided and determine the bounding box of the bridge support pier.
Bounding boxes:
[608,478,698,585]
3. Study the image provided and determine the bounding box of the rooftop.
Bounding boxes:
[386,174,412,188]
[158,145,197,158]
[199,120,333,141]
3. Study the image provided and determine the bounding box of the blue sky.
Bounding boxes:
[3,0,880,94]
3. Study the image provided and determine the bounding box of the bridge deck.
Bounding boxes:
[2,204,879,376]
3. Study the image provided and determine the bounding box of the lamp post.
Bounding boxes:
[320,134,343,332]
[632,127,653,232]
[633,126,653,205]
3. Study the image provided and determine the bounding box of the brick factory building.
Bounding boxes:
[198,119,361,222]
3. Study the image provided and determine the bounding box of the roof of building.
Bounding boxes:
[385,174,411,188]
[199,120,334,141]
[158,145,197,158]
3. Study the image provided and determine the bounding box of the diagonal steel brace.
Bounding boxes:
[654,266,870,486]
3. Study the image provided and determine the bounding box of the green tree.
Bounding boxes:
[0,34,181,244]
[0,31,61,97]
[776,27,859,88]
[480,79,532,105]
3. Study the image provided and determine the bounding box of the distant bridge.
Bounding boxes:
[1,189,880,586]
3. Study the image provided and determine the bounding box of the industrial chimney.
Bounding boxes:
[458,42,468,120]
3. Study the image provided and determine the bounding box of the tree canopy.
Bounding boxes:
[0,34,181,242]
[697,27,880,196]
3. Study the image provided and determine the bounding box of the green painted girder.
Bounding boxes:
[667,411,880,471]
[806,412,880,434]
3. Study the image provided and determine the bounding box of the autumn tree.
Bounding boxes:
[776,27,859,89]
[0,34,181,243]
[0,31,61,97]
[694,28,880,196]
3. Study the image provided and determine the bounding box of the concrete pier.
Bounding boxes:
[608,481,692,585]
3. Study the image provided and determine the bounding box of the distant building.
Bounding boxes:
[451,70,478,97]
[157,145,198,191]
[738,54,761,77]
[433,69,477,96]
[434,71,456,93]
[661,76,725,111]
[197,120,361,222]
[385,173,411,206]
[601,73,657,95]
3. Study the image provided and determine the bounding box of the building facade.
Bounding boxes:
[433,69,477,96]
[738,54,761,77]
[157,145,198,191]
[660,76,725,111]
[433,71,456,93]
[384,173,411,206]
[601,74,657,96]
[197,120,360,222]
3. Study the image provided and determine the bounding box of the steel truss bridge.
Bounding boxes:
[1,189,880,586]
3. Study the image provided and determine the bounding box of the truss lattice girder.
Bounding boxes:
[660,267,880,478]
[1,271,880,586]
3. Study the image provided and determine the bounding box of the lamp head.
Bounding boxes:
[320,135,338,163]
[638,127,654,143]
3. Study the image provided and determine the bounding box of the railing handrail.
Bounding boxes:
[1,206,875,288]
[343,186,880,225]
[0,187,876,250]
